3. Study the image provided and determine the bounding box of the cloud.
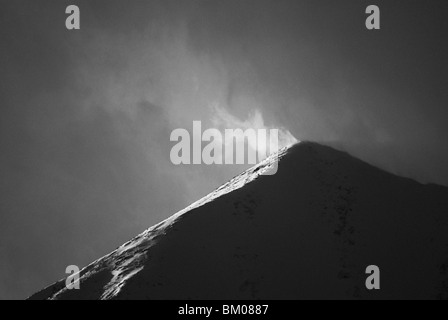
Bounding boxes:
[211,104,298,160]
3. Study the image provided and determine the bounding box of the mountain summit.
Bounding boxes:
[29,142,448,300]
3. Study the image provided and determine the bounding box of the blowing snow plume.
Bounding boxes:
[210,105,298,162]
[30,142,448,300]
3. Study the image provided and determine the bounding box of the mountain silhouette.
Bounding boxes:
[29,142,448,300]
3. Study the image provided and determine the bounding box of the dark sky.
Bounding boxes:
[0,0,447,299]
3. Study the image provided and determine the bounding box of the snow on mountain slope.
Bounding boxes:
[29,142,448,300]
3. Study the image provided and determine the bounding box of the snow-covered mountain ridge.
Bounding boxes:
[29,142,448,300]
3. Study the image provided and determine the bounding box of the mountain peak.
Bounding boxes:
[29,142,448,300]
